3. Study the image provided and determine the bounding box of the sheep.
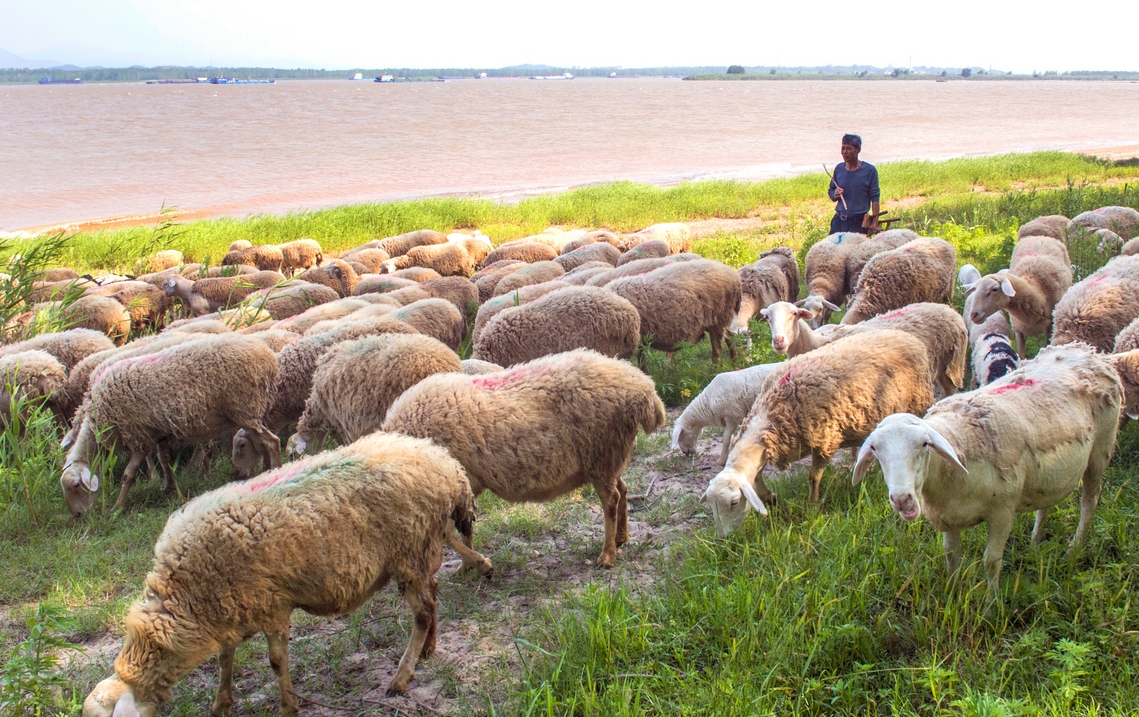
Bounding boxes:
[1068,206,1139,240]
[1051,254,1139,352]
[761,300,967,396]
[616,239,671,266]
[560,230,620,254]
[221,245,285,272]
[703,329,935,531]
[479,241,559,268]
[618,223,692,254]
[460,358,503,375]
[473,261,526,302]
[472,281,571,342]
[380,239,488,277]
[162,271,286,316]
[389,298,465,350]
[1109,350,1139,419]
[852,342,1122,596]
[671,362,785,466]
[731,247,801,334]
[1086,228,1125,255]
[0,328,115,373]
[1123,237,1139,257]
[288,333,462,454]
[274,298,369,334]
[352,275,417,296]
[391,266,442,282]
[276,239,324,276]
[26,278,94,304]
[965,235,1072,357]
[555,242,621,272]
[1114,315,1139,353]
[60,334,281,516]
[228,240,252,251]
[40,267,80,282]
[383,349,666,567]
[472,286,641,367]
[841,238,957,325]
[336,247,390,272]
[561,263,616,286]
[140,249,183,273]
[242,282,340,320]
[94,281,174,330]
[1017,215,1068,242]
[801,232,870,326]
[410,276,479,317]
[20,296,132,345]
[320,258,369,296]
[972,325,1019,388]
[0,350,68,426]
[375,229,448,258]
[81,431,490,717]
[493,261,566,296]
[841,228,919,297]
[584,253,703,288]
[607,259,742,363]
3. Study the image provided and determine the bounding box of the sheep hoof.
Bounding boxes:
[386,677,411,696]
[597,554,616,569]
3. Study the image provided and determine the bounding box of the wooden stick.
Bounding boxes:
[822,164,849,211]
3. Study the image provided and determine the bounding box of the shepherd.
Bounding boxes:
[826,133,880,235]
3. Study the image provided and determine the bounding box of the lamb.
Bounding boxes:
[616,239,671,266]
[493,261,566,296]
[221,245,285,272]
[731,247,801,334]
[841,228,919,297]
[288,333,461,454]
[479,241,559,268]
[761,300,967,396]
[380,239,489,277]
[555,242,621,271]
[81,432,489,717]
[374,229,448,258]
[1068,206,1139,240]
[583,253,703,288]
[241,282,340,320]
[276,239,324,276]
[0,350,68,426]
[389,298,465,350]
[472,286,641,367]
[60,334,281,516]
[1051,254,1139,352]
[702,329,935,532]
[801,231,870,326]
[852,342,1122,596]
[383,349,666,567]
[162,271,286,315]
[0,328,115,373]
[607,259,741,363]
[965,235,1073,357]
[618,223,692,254]
[841,238,957,324]
[1017,215,1069,242]
[460,358,503,375]
[671,362,785,466]
[472,261,526,301]
[472,281,571,342]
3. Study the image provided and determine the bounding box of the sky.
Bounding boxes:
[3,0,1138,73]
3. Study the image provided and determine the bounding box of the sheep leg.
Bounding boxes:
[708,331,723,363]
[1015,330,1027,360]
[753,467,777,507]
[616,477,629,546]
[156,442,178,496]
[594,479,621,568]
[719,419,740,467]
[210,644,237,716]
[726,330,738,361]
[936,372,955,399]
[445,529,493,577]
[942,530,963,578]
[387,581,436,695]
[1032,508,1048,545]
[1073,459,1105,549]
[422,577,439,659]
[113,452,147,510]
[983,513,1014,598]
[265,629,299,717]
[808,450,828,502]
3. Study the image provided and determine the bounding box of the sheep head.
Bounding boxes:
[379,259,398,275]
[957,263,981,293]
[670,417,699,456]
[730,294,759,334]
[853,414,967,522]
[60,459,100,518]
[797,294,840,329]
[82,675,159,717]
[230,429,262,480]
[285,431,309,458]
[966,275,1015,325]
[701,466,769,537]
[761,301,814,354]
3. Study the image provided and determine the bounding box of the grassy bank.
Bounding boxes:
[3,151,1139,715]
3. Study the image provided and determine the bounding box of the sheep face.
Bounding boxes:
[160,276,178,297]
[83,676,156,717]
[853,414,967,522]
[701,468,769,537]
[670,419,699,456]
[730,294,759,334]
[230,429,262,480]
[60,461,100,518]
[760,302,813,354]
[967,275,1015,325]
[286,432,308,457]
[798,295,838,329]
[379,259,398,274]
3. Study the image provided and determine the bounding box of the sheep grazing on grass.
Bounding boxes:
[289,333,461,455]
[81,432,489,717]
[337,247,390,272]
[1068,206,1139,240]
[242,282,340,320]
[162,271,286,316]
[731,247,801,334]
[391,266,442,282]
[276,239,324,276]
[0,328,116,373]
[561,263,615,286]
[1109,350,1139,419]
[389,298,465,350]
[322,258,368,296]
[0,350,68,426]
[560,230,620,254]
[479,241,558,268]
[460,358,503,375]
[472,281,571,342]
[965,236,1072,357]
[60,335,281,516]
[383,349,666,567]
[493,261,566,296]
[555,242,621,271]
[842,228,919,298]
[414,276,479,317]
[672,362,785,466]
[380,239,489,277]
[853,342,1122,596]
[473,285,641,367]
[583,253,703,288]
[472,261,527,302]
[13,296,131,345]
[92,281,174,331]
[1018,215,1069,242]
[221,245,285,272]
[618,223,692,254]
[1051,255,1139,352]
[617,239,671,266]
[704,329,935,530]
[802,232,870,326]
[841,238,956,325]
[607,259,742,363]
[374,229,448,258]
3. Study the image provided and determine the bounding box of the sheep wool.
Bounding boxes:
[559,230,620,254]
[1017,215,1069,242]
[244,282,341,320]
[391,266,442,283]
[389,298,465,350]
[276,239,324,276]
[561,264,615,286]
[842,229,918,297]
[383,349,665,567]
[584,253,703,287]
[1052,254,1139,352]
[802,231,870,325]
[841,238,956,325]
[472,261,527,302]
[473,281,572,342]
[617,223,692,254]
[460,358,503,375]
[616,239,671,266]
[555,242,621,272]
[1068,206,1139,241]
[493,261,566,296]
[479,241,559,268]
[375,229,448,258]
[732,247,801,333]
[0,328,115,373]
[222,245,285,272]
[0,349,67,425]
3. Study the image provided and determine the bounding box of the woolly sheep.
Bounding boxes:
[383,349,666,567]
[460,358,503,375]
[841,238,956,325]
[618,222,692,254]
[289,333,461,454]
[276,238,324,276]
[1123,237,1139,257]
[703,329,935,533]
[802,231,869,327]
[242,282,340,320]
[472,280,571,342]
[731,247,801,334]
[555,242,621,271]
[94,281,174,330]
[375,229,448,258]
[140,250,183,273]
[1017,215,1068,242]
[353,275,418,296]
[1068,206,1139,240]
[391,266,442,282]
[413,276,479,317]
[607,259,742,363]
[291,263,344,294]
[493,261,566,296]
[560,230,620,254]
[26,278,93,304]
[853,342,1122,596]
[228,240,252,251]
[222,245,285,272]
[671,362,785,466]
[0,328,115,373]
[583,253,703,287]
[380,239,488,277]
[616,239,671,266]
[972,325,1019,388]
[1109,350,1139,420]
[81,432,489,717]
[27,296,132,344]
[479,241,558,268]
[472,261,526,302]
[842,228,919,297]
[162,271,286,316]
[1051,254,1139,352]
[561,264,615,286]
[336,247,390,272]
[321,258,367,296]
[0,350,68,426]
[389,298,465,350]
[275,298,369,334]
[1114,315,1139,353]
[966,236,1072,357]
[60,334,281,516]
[472,285,641,367]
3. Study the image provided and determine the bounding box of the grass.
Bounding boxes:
[3,150,1139,715]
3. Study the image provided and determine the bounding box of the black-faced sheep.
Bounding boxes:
[731,247,801,334]
[1052,255,1139,352]
[841,238,956,325]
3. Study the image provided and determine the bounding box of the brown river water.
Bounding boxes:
[3,78,1139,233]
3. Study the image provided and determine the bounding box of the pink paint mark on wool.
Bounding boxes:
[778,356,821,386]
[1087,273,1108,288]
[989,378,1039,395]
[232,462,306,494]
[879,306,912,320]
[472,363,549,390]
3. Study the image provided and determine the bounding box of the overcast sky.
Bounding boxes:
[3,0,1138,72]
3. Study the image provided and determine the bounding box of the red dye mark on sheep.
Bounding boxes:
[989,378,1038,395]
[879,306,912,320]
[233,462,306,493]
[778,356,821,386]
[1087,273,1108,287]
[472,364,549,390]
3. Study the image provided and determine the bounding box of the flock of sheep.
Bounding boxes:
[2,205,1139,716]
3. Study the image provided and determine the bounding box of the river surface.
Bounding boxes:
[3,78,1139,232]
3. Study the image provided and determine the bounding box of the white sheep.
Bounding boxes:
[671,362,785,466]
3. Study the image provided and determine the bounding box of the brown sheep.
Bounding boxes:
[493,261,566,296]
[583,253,703,287]
[222,245,285,272]
[389,298,465,350]
[322,258,364,296]
[842,228,919,297]
[472,281,572,342]
[380,239,485,277]
[391,266,442,282]
[479,241,558,268]
[353,275,419,295]
[473,261,527,302]
[560,230,621,254]
[841,238,956,325]
[1052,255,1139,352]
[276,239,324,276]
[1018,215,1069,242]
[618,223,692,254]
[731,247,801,333]
[616,239,671,266]
[338,247,390,272]
[375,229,448,258]
[0,327,115,372]
[242,282,341,320]
[555,242,621,271]
[802,231,870,326]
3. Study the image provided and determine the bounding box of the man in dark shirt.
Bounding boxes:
[828,134,880,234]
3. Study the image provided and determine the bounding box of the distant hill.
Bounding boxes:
[0,47,62,69]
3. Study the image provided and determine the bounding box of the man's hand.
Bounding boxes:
[833,186,844,199]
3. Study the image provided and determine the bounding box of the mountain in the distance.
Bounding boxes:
[0,47,62,69]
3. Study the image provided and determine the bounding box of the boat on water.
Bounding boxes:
[351,72,365,80]
[375,75,395,83]
[207,76,275,85]
[530,72,574,80]
[38,77,84,85]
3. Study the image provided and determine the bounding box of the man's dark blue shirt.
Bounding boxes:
[829,162,880,215]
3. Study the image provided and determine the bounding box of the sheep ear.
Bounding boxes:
[79,467,100,492]
[822,299,841,312]
[795,308,816,321]
[113,691,140,717]
[1129,409,1139,421]
[759,308,769,319]
[1000,278,1015,297]
[739,481,769,516]
[793,299,806,307]
[294,438,307,455]
[852,440,875,485]
[60,432,75,450]
[997,268,1010,274]
[926,428,967,473]
[699,488,708,503]
[964,284,977,296]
